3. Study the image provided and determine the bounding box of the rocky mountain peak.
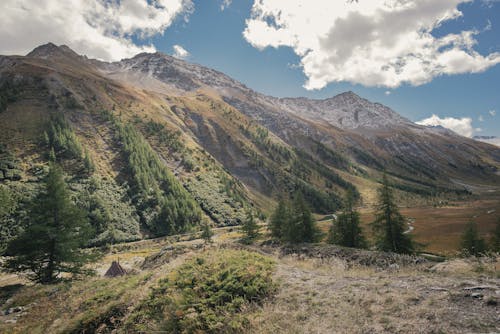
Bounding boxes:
[27,43,81,60]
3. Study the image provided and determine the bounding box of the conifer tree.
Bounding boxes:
[241,211,260,244]
[328,189,366,248]
[201,221,213,244]
[49,146,56,162]
[3,163,95,283]
[460,221,486,256]
[284,194,319,243]
[268,198,289,240]
[371,174,414,254]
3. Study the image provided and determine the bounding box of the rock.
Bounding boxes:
[12,306,24,313]
[470,292,483,299]
[4,319,17,324]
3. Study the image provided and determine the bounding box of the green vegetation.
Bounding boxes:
[311,140,350,171]
[128,249,275,333]
[269,195,320,243]
[328,189,366,249]
[74,176,141,246]
[45,114,83,160]
[241,211,260,244]
[460,221,486,256]
[237,118,349,214]
[114,118,201,236]
[3,164,95,283]
[185,171,247,226]
[0,184,14,218]
[201,221,214,244]
[0,144,21,181]
[371,174,415,254]
[143,119,184,153]
[0,79,21,112]
[83,148,95,174]
[489,219,500,252]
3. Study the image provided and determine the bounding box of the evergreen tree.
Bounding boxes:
[49,146,56,162]
[460,221,486,256]
[371,174,414,254]
[328,189,366,248]
[241,211,260,244]
[489,219,500,253]
[268,198,289,240]
[201,221,213,244]
[3,163,95,283]
[283,194,319,243]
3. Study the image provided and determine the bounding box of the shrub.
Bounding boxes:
[128,250,276,333]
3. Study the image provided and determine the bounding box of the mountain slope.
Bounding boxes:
[94,49,500,195]
[1,43,500,247]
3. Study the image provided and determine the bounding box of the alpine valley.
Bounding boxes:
[1,43,499,250]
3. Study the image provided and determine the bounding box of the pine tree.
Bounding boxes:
[371,174,414,254]
[3,163,95,283]
[284,194,319,243]
[328,189,366,248]
[201,221,213,244]
[489,219,500,252]
[268,198,289,240]
[460,221,486,256]
[241,211,260,244]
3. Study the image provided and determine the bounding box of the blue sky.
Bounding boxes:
[1,0,499,137]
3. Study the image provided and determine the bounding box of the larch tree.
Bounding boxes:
[241,211,260,244]
[371,174,414,254]
[460,221,486,256]
[328,189,366,248]
[3,163,95,283]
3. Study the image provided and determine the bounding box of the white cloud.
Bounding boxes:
[385,90,392,96]
[220,0,232,11]
[243,0,500,89]
[0,0,193,61]
[172,44,190,59]
[489,109,497,116]
[416,114,474,137]
[479,115,484,122]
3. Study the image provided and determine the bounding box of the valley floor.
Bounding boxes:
[0,226,499,333]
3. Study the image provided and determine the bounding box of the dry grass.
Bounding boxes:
[356,198,500,255]
[252,254,499,334]
[1,225,499,333]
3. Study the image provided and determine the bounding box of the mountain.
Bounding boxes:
[1,43,500,247]
[474,135,500,147]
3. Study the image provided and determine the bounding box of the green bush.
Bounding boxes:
[129,249,276,333]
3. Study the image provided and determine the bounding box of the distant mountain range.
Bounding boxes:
[1,43,499,244]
